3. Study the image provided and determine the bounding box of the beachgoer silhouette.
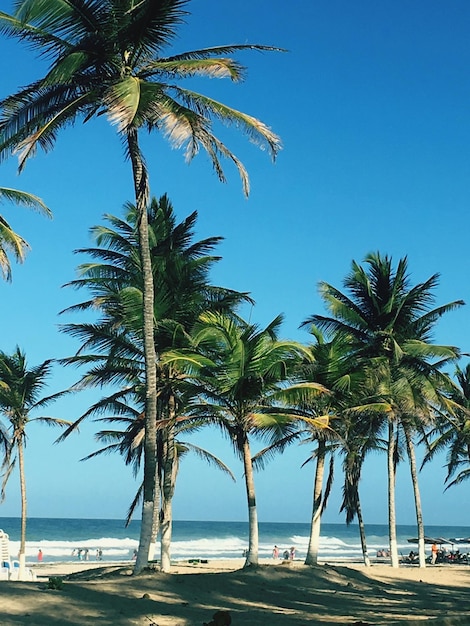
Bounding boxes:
[272,545,279,559]
[283,549,290,560]
[431,543,438,564]
[290,546,296,560]
[37,549,43,562]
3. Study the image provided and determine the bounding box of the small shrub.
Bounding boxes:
[47,576,64,590]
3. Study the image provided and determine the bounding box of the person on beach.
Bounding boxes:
[272,545,279,559]
[290,546,296,560]
[37,549,43,562]
[283,549,290,560]
[431,543,438,564]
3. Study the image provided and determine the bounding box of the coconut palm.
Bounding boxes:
[0,347,70,580]
[252,328,347,566]
[0,0,281,571]
[182,311,312,567]
[422,363,470,490]
[339,407,386,566]
[0,186,51,281]
[305,252,463,567]
[59,195,247,570]
[79,395,235,571]
[296,330,354,566]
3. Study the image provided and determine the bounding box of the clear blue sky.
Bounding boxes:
[1,0,470,526]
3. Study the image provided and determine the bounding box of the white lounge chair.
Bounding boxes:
[0,529,36,581]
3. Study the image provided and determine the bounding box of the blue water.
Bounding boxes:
[1,518,470,565]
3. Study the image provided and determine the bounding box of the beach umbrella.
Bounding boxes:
[434,537,451,545]
[407,537,446,545]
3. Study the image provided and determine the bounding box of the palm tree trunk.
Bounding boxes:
[356,494,370,566]
[160,493,173,572]
[17,435,27,581]
[404,428,426,568]
[127,128,158,575]
[241,437,258,567]
[387,420,399,568]
[160,398,177,573]
[147,500,159,564]
[305,442,326,565]
[148,438,162,564]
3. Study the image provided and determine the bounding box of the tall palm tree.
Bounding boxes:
[182,311,311,567]
[59,195,247,570]
[305,252,463,567]
[0,186,51,281]
[0,0,281,572]
[0,347,70,580]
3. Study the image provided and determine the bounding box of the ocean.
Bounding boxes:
[1,518,470,565]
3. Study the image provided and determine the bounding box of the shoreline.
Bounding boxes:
[29,555,470,578]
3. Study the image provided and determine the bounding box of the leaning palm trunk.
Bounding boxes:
[160,404,177,573]
[356,495,370,567]
[387,420,399,568]
[242,437,259,566]
[17,435,27,581]
[160,493,173,572]
[404,429,426,568]
[305,442,326,565]
[127,128,159,574]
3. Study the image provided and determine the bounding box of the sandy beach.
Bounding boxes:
[1,559,470,625]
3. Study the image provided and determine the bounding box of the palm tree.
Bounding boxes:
[59,195,247,570]
[0,0,281,572]
[253,328,344,566]
[79,399,235,571]
[183,311,311,567]
[0,347,70,580]
[296,330,352,566]
[339,407,386,566]
[305,252,463,568]
[0,186,51,281]
[422,363,470,490]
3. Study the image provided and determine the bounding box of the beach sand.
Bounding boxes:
[1,559,470,625]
